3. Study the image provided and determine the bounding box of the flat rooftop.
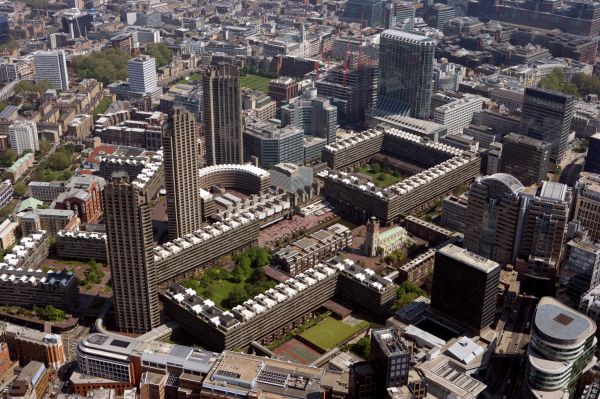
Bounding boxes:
[534,296,596,346]
[438,243,500,274]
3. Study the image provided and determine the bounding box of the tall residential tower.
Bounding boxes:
[203,64,243,165]
[163,108,201,239]
[104,174,159,333]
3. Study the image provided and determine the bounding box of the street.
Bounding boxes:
[62,325,90,361]
[485,295,538,398]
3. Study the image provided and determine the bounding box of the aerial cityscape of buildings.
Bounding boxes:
[0,0,598,398]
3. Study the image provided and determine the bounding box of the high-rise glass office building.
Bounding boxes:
[33,50,69,91]
[377,30,435,119]
[520,87,574,164]
[341,0,382,27]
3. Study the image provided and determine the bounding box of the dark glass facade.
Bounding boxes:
[378,30,435,119]
[520,87,574,163]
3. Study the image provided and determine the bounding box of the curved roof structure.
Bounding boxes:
[198,164,269,178]
[481,173,523,193]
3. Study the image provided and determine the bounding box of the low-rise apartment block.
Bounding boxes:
[18,209,79,236]
[162,257,395,351]
[6,153,34,182]
[274,223,352,276]
[56,230,107,262]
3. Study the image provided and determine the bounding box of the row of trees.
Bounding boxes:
[32,305,66,321]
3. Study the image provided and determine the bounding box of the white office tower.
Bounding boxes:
[9,120,39,155]
[127,55,161,99]
[33,50,69,91]
[525,297,597,399]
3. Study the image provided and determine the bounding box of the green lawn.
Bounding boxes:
[175,73,203,85]
[300,317,369,351]
[354,165,403,188]
[239,74,272,93]
[197,278,276,309]
[200,280,238,308]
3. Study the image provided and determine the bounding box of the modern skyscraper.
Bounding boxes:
[280,88,338,144]
[9,120,39,156]
[520,182,571,264]
[584,133,600,174]
[431,243,501,332]
[104,174,159,333]
[387,1,416,30]
[377,30,435,119]
[61,8,93,39]
[464,173,524,265]
[33,50,69,91]
[516,182,572,290]
[163,108,201,240]
[128,55,161,99]
[203,64,243,165]
[525,297,597,399]
[574,172,600,242]
[341,0,382,27]
[0,15,9,44]
[520,87,574,164]
[426,3,456,29]
[499,133,551,186]
[561,237,600,306]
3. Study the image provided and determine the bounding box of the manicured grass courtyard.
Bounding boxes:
[300,317,369,351]
[354,164,404,188]
[239,74,272,93]
[199,280,238,308]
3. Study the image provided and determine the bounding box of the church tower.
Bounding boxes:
[364,216,380,257]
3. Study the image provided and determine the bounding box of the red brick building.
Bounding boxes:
[53,175,105,224]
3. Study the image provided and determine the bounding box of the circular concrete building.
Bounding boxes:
[198,164,271,194]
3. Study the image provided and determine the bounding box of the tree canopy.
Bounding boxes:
[538,68,600,99]
[393,281,426,310]
[0,149,16,167]
[14,80,53,94]
[350,336,371,359]
[13,183,26,197]
[72,48,132,85]
[33,305,66,321]
[143,43,173,68]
